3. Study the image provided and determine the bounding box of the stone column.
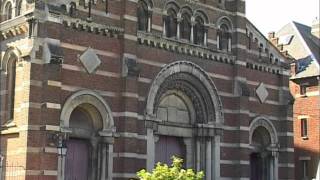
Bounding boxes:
[183,138,194,169]
[196,139,201,171]
[204,27,208,46]
[99,143,107,180]
[212,135,221,179]
[162,15,167,37]
[228,36,232,52]
[147,10,152,33]
[177,16,182,40]
[217,34,220,50]
[206,138,212,180]
[146,128,155,171]
[272,151,279,180]
[190,17,195,43]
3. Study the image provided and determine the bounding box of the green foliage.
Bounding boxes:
[136,156,204,180]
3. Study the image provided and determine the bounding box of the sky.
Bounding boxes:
[246,0,320,36]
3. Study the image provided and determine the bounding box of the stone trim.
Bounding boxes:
[249,116,279,145]
[146,60,224,124]
[60,90,114,130]
[137,32,235,65]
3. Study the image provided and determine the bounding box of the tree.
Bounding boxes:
[136,156,204,180]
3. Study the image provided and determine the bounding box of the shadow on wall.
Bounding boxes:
[294,145,320,180]
[0,133,27,180]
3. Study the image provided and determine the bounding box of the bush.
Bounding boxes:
[136,156,204,180]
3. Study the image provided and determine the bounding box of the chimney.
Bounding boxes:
[290,62,296,76]
[311,18,320,38]
[268,32,275,39]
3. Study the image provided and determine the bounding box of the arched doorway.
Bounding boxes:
[249,117,279,180]
[59,90,115,180]
[145,61,224,180]
[155,93,190,166]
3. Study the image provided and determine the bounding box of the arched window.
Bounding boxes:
[269,53,274,63]
[4,2,13,21]
[137,1,149,32]
[69,2,77,17]
[180,13,191,41]
[218,24,231,51]
[165,9,177,38]
[16,0,22,16]
[259,43,263,58]
[248,33,253,49]
[6,56,17,121]
[194,17,205,45]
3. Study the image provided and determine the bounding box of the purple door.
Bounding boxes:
[65,139,89,180]
[155,136,186,166]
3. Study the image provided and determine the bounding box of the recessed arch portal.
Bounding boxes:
[59,90,115,180]
[60,90,114,131]
[249,116,279,180]
[145,61,224,180]
[146,61,224,124]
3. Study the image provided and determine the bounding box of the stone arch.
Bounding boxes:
[249,116,278,146]
[60,90,114,132]
[140,0,153,9]
[164,0,180,13]
[216,16,233,30]
[194,9,209,24]
[59,90,114,180]
[1,46,22,73]
[179,5,192,15]
[146,61,224,124]
[249,116,279,180]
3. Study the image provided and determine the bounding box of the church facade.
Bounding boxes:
[0,0,294,179]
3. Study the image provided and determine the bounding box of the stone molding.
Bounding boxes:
[146,60,224,124]
[138,31,235,65]
[60,89,115,132]
[249,116,279,148]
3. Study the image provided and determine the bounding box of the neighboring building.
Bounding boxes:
[270,20,320,180]
[0,0,294,180]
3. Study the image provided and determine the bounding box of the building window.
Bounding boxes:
[7,58,17,121]
[218,24,231,51]
[16,0,22,16]
[180,13,191,41]
[248,33,253,49]
[193,17,205,45]
[137,0,150,32]
[69,2,77,17]
[300,85,307,96]
[301,160,309,179]
[301,118,308,138]
[259,43,263,58]
[270,53,274,63]
[4,2,13,21]
[165,9,177,38]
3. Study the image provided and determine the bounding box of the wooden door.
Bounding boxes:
[155,136,186,166]
[250,153,263,180]
[65,139,89,180]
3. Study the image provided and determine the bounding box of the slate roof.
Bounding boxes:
[286,22,320,79]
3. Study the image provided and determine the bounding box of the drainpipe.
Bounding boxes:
[0,154,3,180]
